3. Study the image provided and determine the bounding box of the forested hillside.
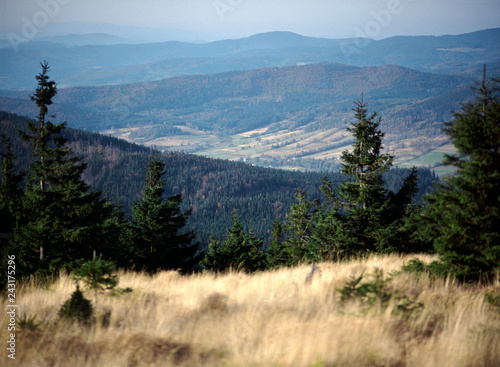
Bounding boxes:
[0,110,436,247]
[0,63,470,133]
[0,63,475,171]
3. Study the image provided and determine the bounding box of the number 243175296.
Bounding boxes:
[7,255,16,302]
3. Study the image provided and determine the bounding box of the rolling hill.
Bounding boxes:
[0,28,498,90]
[1,29,497,172]
[0,62,473,171]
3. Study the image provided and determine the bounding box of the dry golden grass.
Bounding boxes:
[4,254,500,367]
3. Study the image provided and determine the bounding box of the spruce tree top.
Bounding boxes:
[31,61,57,126]
[339,99,393,210]
[341,99,393,179]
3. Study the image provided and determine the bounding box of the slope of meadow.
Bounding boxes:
[5,254,500,367]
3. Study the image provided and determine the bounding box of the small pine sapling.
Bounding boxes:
[73,254,119,304]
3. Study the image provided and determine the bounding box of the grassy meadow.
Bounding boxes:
[4,254,500,367]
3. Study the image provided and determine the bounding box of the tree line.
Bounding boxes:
[0,63,198,282]
[0,112,437,250]
[201,73,500,282]
[1,63,498,286]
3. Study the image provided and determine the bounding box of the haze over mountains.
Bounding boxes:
[1,28,499,90]
[0,21,212,47]
[1,28,499,172]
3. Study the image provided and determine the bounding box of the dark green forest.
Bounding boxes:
[1,64,499,286]
[0,111,437,248]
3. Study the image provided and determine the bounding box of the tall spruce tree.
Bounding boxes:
[131,154,199,272]
[412,73,500,281]
[318,99,419,256]
[339,99,394,251]
[14,62,113,275]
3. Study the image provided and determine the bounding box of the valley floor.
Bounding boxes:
[101,124,455,174]
[5,254,500,366]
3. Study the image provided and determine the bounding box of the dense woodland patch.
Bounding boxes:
[0,110,437,248]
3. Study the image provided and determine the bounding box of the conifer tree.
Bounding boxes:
[305,176,357,260]
[14,62,113,274]
[131,154,198,272]
[266,217,287,268]
[96,199,134,268]
[317,99,419,257]
[280,189,319,265]
[413,73,500,281]
[200,210,265,272]
[338,99,394,251]
[0,135,23,237]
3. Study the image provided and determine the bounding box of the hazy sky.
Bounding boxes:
[2,0,500,41]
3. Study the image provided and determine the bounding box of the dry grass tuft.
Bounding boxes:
[3,254,500,366]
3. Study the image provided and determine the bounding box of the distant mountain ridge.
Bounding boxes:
[34,33,136,46]
[0,21,212,45]
[0,28,498,90]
